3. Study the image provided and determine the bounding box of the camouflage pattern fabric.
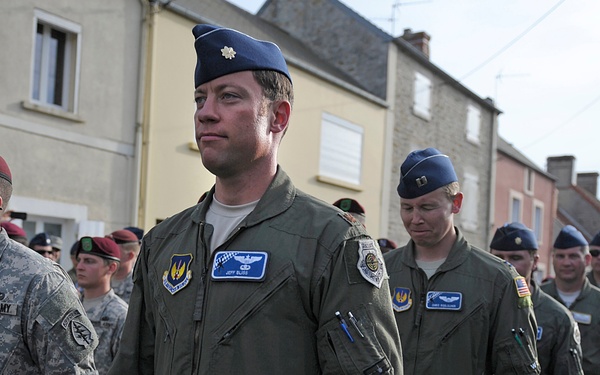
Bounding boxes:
[110,272,133,304]
[0,229,98,374]
[84,289,127,375]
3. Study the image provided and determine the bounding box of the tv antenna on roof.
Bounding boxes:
[390,0,431,36]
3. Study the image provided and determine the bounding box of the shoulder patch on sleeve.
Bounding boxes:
[356,239,385,288]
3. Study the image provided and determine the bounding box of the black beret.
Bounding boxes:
[193,24,291,88]
[29,232,51,247]
[490,222,538,251]
[590,231,600,247]
[397,148,458,199]
[77,236,121,262]
[554,225,587,249]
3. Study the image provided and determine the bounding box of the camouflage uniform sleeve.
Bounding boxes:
[551,315,584,375]
[27,270,98,374]
[107,239,155,375]
[314,235,403,374]
[491,266,540,374]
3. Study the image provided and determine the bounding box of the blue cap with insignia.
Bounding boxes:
[192,24,291,88]
[397,148,458,199]
[490,222,538,251]
[554,225,587,249]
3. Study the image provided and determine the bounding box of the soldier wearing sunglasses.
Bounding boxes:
[586,232,600,288]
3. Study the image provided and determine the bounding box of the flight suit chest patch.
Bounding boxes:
[163,253,193,295]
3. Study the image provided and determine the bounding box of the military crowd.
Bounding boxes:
[1,23,600,375]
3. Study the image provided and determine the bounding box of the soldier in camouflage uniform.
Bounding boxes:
[0,155,98,374]
[107,229,140,304]
[76,236,128,375]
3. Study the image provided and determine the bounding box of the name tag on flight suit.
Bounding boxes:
[425,291,462,310]
[212,251,268,281]
[572,311,592,325]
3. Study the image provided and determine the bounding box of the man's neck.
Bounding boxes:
[215,164,276,205]
[593,269,600,283]
[555,277,584,294]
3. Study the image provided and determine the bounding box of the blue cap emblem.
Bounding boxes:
[392,287,413,312]
[163,254,193,295]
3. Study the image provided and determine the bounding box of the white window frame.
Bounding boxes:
[532,199,544,245]
[413,72,431,120]
[509,190,524,223]
[461,172,479,232]
[524,168,535,195]
[31,9,82,113]
[466,104,481,144]
[318,113,363,187]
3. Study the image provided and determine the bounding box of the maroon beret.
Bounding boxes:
[77,236,121,262]
[107,229,139,244]
[1,222,26,237]
[0,156,11,185]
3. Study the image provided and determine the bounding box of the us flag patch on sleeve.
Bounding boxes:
[514,276,531,298]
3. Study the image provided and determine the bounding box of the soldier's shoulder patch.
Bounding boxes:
[356,239,385,288]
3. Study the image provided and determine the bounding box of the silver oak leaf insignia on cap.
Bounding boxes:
[221,46,236,59]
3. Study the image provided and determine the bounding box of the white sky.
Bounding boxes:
[228,0,600,185]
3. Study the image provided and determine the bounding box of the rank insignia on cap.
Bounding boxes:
[163,254,193,295]
[221,46,236,59]
[415,176,428,188]
[212,251,268,281]
[514,276,531,298]
[392,287,412,312]
[357,239,385,288]
[426,291,462,310]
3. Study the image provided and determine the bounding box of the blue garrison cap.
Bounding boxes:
[589,231,600,247]
[490,222,538,251]
[554,225,587,249]
[192,24,291,88]
[397,148,458,199]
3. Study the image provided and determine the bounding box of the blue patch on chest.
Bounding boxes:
[425,291,462,310]
[211,251,268,281]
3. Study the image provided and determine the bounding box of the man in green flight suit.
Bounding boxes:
[542,225,600,375]
[490,222,583,374]
[384,147,539,374]
[108,24,403,374]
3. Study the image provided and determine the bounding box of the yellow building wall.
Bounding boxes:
[142,10,388,237]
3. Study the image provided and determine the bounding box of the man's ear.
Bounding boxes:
[451,192,463,214]
[0,196,3,211]
[270,100,291,134]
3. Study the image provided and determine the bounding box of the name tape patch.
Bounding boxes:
[426,291,462,310]
[212,251,268,281]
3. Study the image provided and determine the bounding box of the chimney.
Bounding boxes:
[401,28,431,58]
[577,172,598,197]
[547,155,576,189]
